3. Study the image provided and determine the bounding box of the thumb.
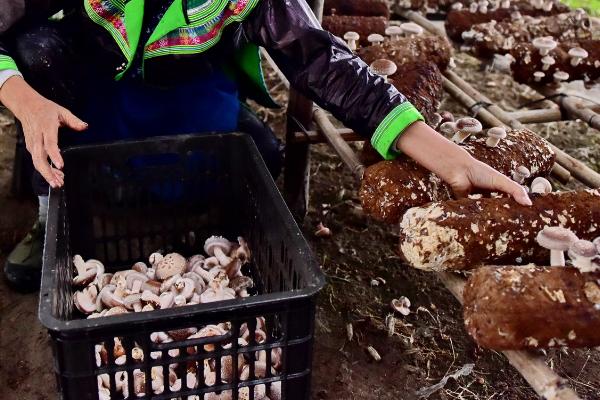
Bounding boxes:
[59,107,88,131]
[492,173,532,206]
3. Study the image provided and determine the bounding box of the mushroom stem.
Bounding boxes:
[550,250,566,267]
[213,247,232,266]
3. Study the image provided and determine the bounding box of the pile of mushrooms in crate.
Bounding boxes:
[72,236,283,400]
[73,236,254,316]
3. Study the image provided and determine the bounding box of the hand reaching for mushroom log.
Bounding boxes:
[396,121,532,206]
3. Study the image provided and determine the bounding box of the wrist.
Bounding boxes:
[0,76,38,119]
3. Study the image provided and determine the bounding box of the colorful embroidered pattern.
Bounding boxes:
[84,0,130,58]
[144,0,259,58]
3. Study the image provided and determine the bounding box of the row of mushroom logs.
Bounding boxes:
[359,115,556,223]
[463,229,600,350]
[459,9,593,59]
[445,0,570,42]
[94,319,283,399]
[510,38,600,85]
[73,236,254,318]
[398,188,600,271]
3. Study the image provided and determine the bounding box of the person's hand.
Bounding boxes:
[0,76,87,188]
[444,158,532,205]
[396,121,532,206]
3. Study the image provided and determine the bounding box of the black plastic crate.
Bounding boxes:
[39,133,325,400]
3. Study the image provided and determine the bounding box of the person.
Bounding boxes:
[0,0,531,291]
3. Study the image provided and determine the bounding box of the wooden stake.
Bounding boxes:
[536,86,600,131]
[313,108,364,179]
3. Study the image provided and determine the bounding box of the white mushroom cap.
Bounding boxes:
[204,236,232,256]
[487,127,506,139]
[367,33,384,45]
[455,117,483,134]
[512,165,531,183]
[530,177,552,194]
[536,227,578,252]
[400,22,423,37]
[569,47,589,66]
[391,297,411,316]
[343,31,359,41]
[553,71,569,83]
[384,26,403,39]
[594,237,600,253]
[541,55,556,71]
[370,59,397,77]
[532,37,557,55]
[533,71,545,81]
[439,121,457,136]
[568,240,599,272]
[155,253,187,280]
[485,127,507,147]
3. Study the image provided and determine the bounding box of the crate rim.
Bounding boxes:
[38,133,326,334]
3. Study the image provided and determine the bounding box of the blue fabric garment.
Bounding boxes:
[61,70,240,146]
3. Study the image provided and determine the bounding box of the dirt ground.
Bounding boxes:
[1,45,600,400]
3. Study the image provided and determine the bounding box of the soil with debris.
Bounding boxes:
[1,46,600,400]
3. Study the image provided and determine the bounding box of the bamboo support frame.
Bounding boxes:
[507,109,563,124]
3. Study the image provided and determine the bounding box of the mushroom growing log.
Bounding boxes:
[398,189,600,271]
[510,40,600,85]
[357,34,453,71]
[465,11,593,58]
[324,0,390,18]
[464,265,600,350]
[321,16,387,47]
[445,0,570,42]
[360,128,555,223]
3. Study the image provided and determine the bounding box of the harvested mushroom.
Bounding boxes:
[155,253,186,280]
[204,236,233,266]
[391,297,411,316]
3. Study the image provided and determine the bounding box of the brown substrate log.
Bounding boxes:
[324,0,390,18]
[464,265,600,349]
[398,189,600,271]
[360,128,556,223]
[322,15,387,46]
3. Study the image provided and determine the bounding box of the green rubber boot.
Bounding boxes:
[4,221,45,292]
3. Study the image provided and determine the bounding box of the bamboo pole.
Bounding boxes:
[507,109,563,124]
[437,273,581,400]
[536,86,600,131]
[397,9,447,37]
[443,75,597,186]
[293,128,361,144]
[313,108,365,179]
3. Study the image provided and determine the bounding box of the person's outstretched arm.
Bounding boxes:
[0,0,86,188]
[240,0,530,205]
